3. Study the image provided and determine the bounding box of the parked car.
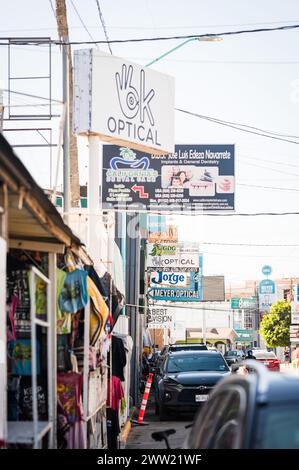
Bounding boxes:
[155,350,230,420]
[183,361,299,448]
[155,343,208,368]
[245,349,280,371]
[224,349,246,366]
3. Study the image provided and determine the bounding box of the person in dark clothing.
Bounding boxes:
[112,336,126,382]
[246,350,256,360]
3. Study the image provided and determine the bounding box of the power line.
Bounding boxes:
[1,22,299,46]
[69,0,99,47]
[239,154,299,169]
[3,89,62,103]
[196,115,299,140]
[238,183,299,192]
[48,0,56,20]
[240,158,299,177]
[176,108,299,145]
[95,0,113,55]
[201,242,299,247]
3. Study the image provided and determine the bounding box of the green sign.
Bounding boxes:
[235,329,254,343]
[231,297,258,310]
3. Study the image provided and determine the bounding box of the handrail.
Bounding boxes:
[245,359,269,400]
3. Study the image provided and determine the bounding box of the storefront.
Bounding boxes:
[0,135,128,449]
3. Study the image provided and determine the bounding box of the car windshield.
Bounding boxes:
[166,355,229,373]
[255,405,299,448]
[225,351,238,356]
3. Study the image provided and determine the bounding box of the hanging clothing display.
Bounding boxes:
[87,276,110,341]
[56,268,67,320]
[8,338,40,376]
[7,269,31,335]
[112,335,127,382]
[57,371,86,449]
[58,269,88,314]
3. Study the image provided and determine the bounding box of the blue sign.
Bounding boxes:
[262,265,272,276]
[148,255,203,301]
[148,215,167,233]
[259,279,276,295]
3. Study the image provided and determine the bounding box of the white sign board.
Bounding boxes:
[73,49,175,155]
[147,242,200,271]
[259,293,276,313]
[149,271,190,288]
[147,307,173,329]
[291,301,299,324]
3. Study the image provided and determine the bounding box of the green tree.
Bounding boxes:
[260,300,291,347]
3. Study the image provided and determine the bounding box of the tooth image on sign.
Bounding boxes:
[150,271,188,288]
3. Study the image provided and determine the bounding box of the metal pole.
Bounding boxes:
[48,253,57,448]
[88,135,101,266]
[202,304,207,344]
[30,269,38,449]
[62,45,70,223]
[0,88,4,132]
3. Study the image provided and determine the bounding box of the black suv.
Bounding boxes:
[224,349,246,366]
[155,350,230,420]
[184,360,299,449]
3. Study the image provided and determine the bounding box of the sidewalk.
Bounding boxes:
[125,397,192,449]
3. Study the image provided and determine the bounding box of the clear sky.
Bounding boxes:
[1,0,299,282]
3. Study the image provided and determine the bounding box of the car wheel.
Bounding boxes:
[159,404,169,421]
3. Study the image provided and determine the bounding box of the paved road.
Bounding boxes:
[126,398,194,449]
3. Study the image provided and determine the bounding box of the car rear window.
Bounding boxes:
[255,405,299,448]
[255,351,277,359]
[225,351,238,356]
[166,355,229,373]
[170,345,207,351]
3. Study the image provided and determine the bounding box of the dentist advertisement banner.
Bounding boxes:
[102,144,235,212]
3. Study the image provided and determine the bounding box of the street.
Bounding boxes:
[126,397,193,450]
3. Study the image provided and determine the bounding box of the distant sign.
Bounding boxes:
[202,276,225,302]
[293,285,299,303]
[150,271,190,288]
[259,293,277,313]
[262,265,272,276]
[101,144,235,211]
[147,242,201,272]
[148,215,178,243]
[291,302,299,324]
[235,329,254,343]
[147,307,173,329]
[231,297,258,310]
[147,256,203,301]
[73,50,175,154]
[259,279,276,294]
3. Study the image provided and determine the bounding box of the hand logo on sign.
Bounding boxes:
[115,65,155,125]
[116,64,139,119]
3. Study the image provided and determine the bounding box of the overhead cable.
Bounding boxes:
[0,22,299,46]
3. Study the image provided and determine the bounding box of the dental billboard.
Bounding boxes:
[102,144,235,211]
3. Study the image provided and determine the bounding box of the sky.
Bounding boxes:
[1,0,299,282]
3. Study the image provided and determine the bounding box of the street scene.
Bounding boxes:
[1,0,299,459]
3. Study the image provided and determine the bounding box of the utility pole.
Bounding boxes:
[0,89,4,132]
[55,0,80,217]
